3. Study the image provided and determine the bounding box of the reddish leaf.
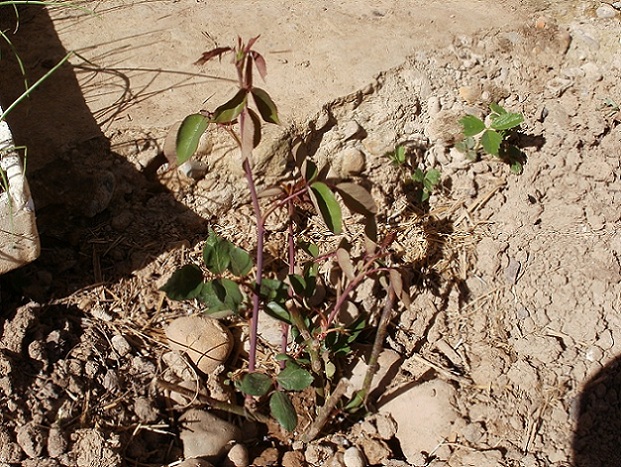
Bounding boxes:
[194,47,232,65]
[245,35,261,52]
[251,51,267,81]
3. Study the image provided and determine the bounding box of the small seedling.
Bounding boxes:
[411,167,441,203]
[386,145,442,205]
[455,102,526,174]
[599,97,620,118]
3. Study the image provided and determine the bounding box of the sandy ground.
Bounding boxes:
[1,0,621,466]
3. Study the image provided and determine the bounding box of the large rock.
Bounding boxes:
[165,315,233,374]
[179,409,241,460]
[379,380,459,464]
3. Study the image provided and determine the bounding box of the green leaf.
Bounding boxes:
[247,108,263,148]
[391,145,406,165]
[240,372,273,396]
[411,168,425,183]
[270,391,297,431]
[302,159,319,183]
[334,182,377,218]
[425,168,441,186]
[160,264,203,300]
[309,182,342,235]
[197,278,243,314]
[203,230,231,275]
[275,353,292,362]
[176,114,210,165]
[289,274,307,296]
[210,89,248,123]
[265,301,292,324]
[489,102,507,115]
[251,87,280,124]
[277,363,314,391]
[510,160,523,175]
[490,112,524,131]
[481,129,502,156]
[260,278,289,302]
[460,115,486,137]
[298,241,319,258]
[228,244,253,277]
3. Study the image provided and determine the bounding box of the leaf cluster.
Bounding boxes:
[455,103,526,174]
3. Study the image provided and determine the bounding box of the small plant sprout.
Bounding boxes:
[411,167,441,203]
[161,36,410,435]
[455,102,526,174]
[386,145,442,205]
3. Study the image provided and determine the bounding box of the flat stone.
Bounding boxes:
[596,4,617,18]
[379,380,459,464]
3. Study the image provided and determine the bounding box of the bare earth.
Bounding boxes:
[1,1,620,466]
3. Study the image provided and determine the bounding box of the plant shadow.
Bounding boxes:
[573,354,621,466]
[0,5,210,304]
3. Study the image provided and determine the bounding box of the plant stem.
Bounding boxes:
[300,378,348,443]
[359,284,395,405]
[325,264,389,330]
[243,156,264,373]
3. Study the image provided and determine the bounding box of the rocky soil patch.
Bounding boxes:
[1,1,620,466]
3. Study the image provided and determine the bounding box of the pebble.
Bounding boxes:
[110,335,132,357]
[16,422,45,458]
[179,409,240,460]
[343,446,367,467]
[165,315,233,374]
[223,443,249,467]
[282,450,306,467]
[338,147,366,176]
[596,4,617,18]
[305,443,334,465]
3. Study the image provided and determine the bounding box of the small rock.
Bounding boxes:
[359,438,391,465]
[253,447,280,466]
[338,147,366,176]
[179,409,240,460]
[16,422,45,458]
[458,86,481,104]
[47,425,67,458]
[374,413,398,440]
[596,4,617,18]
[305,443,334,465]
[176,458,214,467]
[343,446,366,467]
[223,443,249,467]
[134,396,158,423]
[165,315,233,374]
[613,1,621,9]
[110,335,132,357]
[0,428,23,463]
[282,450,306,467]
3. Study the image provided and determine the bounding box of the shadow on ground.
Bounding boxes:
[573,354,621,466]
[0,5,209,306]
